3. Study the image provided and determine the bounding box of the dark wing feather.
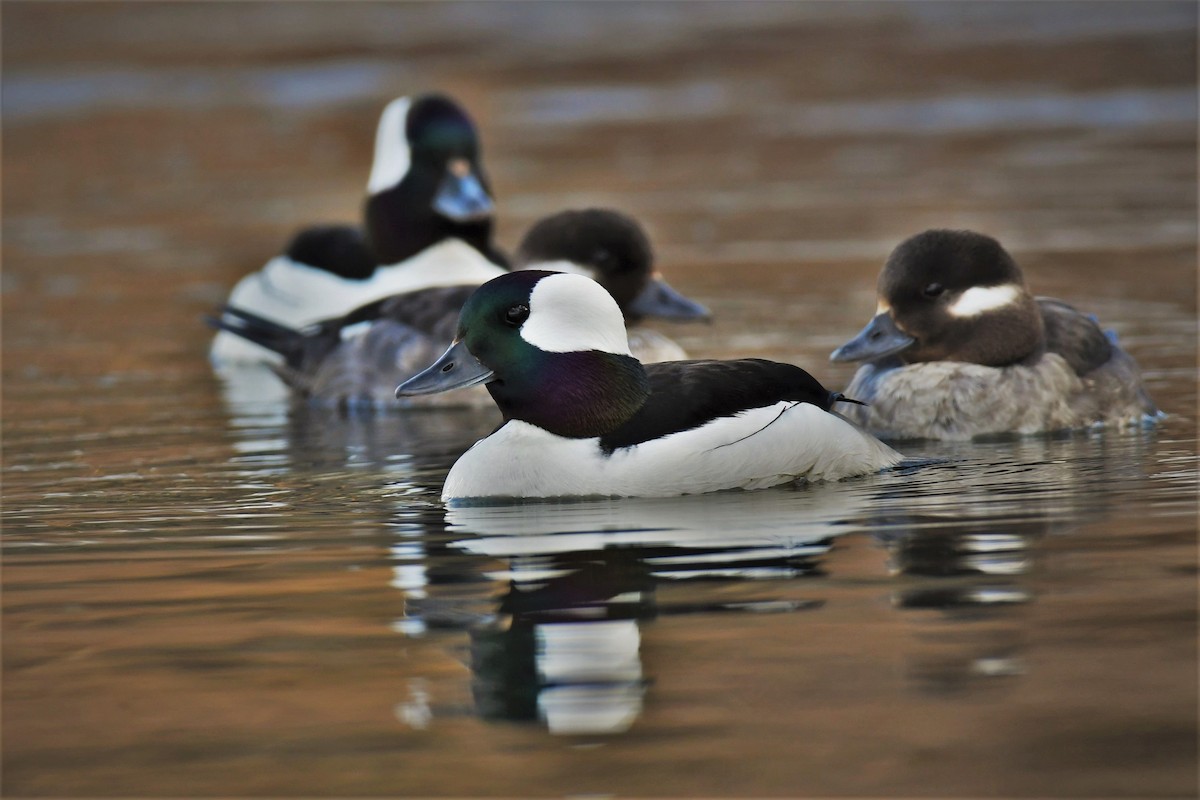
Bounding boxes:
[208,285,475,388]
[599,358,837,452]
[1037,297,1112,376]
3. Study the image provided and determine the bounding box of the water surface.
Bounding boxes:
[3,2,1196,796]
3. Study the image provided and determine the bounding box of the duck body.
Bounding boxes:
[210,93,506,367]
[210,210,709,409]
[397,270,901,502]
[830,230,1160,440]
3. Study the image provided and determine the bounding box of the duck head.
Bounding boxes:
[830,229,1044,367]
[365,94,501,265]
[516,209,710,324]
[397,271,650,437]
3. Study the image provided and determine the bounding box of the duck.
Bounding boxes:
[210,93,507,366]
[829,229,1161,440]
[514,208,709,362]
[396,270,902,502]
[210,210,710,410]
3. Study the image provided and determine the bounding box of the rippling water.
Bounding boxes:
[3,2,1197,796]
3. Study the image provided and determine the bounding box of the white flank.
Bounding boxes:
[947,283,1021,318]
[210,241,505,366]
[521,273,632,356]
[370,239,506,292]
[367,96,412,194]
[441,403,903,501]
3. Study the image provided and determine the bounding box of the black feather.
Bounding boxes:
[598,358,836,453]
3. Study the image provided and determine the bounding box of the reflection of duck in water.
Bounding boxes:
[398,270,901,501]
[860,433,1150,694]
[830,229,1161,440]
[443,490,857,734]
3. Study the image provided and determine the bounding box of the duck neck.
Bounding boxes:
[365,188,501,267]
[488,351,650,439]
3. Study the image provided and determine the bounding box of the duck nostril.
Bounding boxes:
[441,362,455,373]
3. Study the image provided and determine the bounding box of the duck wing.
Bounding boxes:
[1037,297,1113,376]
[599,359,839,452]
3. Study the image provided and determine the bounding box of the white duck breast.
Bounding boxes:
[441,403,901,501]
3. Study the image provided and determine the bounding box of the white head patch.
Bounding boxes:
[520,273,632,356]
[517,260,597,281]
[367,97,412,194]
[947,283,1021,318]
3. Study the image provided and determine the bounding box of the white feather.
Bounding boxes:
[520,273,631,356]
[367,96,412,195]
[441,403,902,501]
[517,260,597,280]
[210,241,504,366]
[947,284,1021,318]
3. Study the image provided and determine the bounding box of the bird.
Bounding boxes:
[829,229,1161,440]
[209,210,710,410]
[209,93,506,366]
[514,208,710,362]
[396,270,902,502]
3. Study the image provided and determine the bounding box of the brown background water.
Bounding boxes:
[3,2,1197,796]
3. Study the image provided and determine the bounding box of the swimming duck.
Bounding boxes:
[210,210,709,408]
[396,270,901,502]
[515,208,710,362]
[829,229,1160,440]
[210,93,506,366]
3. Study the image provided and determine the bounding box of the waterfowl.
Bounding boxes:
[210,93,506,366]
[515,208,710,362]
[396,270,901,502]
[209,210,710,409]
[829,229,1160,440]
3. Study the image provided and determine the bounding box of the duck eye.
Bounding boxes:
[922,282,945,299]
[503,303,529,327]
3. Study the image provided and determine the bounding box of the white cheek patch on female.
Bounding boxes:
[367,97,413,194]
[521,273,632,356]
[948,284,1022,318]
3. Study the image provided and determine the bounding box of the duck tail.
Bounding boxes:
[205,305,307,365]
[829,391,867,407]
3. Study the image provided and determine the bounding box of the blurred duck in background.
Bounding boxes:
[210,93,506,367]
[830,229,1161,440]
[209,209,709,410]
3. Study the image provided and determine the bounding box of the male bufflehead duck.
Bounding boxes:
[515,209,710,362]
[396,270,901,502]
[210,93,506,366]
[829,229,1160,440]
[210,210,711,409]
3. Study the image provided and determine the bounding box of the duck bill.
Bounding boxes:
[829,312,916,363]
[432,161,494,223]
[626,275,711,322]
[396,340,494,397]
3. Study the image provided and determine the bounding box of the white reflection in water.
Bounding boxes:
[426,430,1159,732]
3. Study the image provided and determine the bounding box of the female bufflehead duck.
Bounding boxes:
[210,210,710,409]
[396,270,901,502]
[210,93,506,366]
[515,209,710,362]
[829,229,1160,440]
